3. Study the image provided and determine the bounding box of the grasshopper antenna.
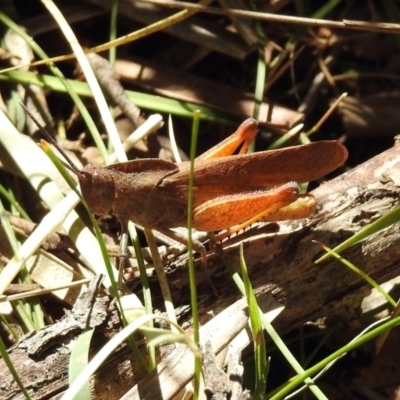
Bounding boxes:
[20,103,81,176]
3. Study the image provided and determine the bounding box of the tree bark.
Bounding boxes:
[2,141,400,399]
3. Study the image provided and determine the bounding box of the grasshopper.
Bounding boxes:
[27,111,347,260]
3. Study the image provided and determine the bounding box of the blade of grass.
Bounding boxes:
[0,70,230,122]
[0,11,109,163]
[41,0,125,163]
[288,0,342,45]
[42,141,146,374]
[239,245,267,399]
[3,0,214,74]
[267,124,304,150]
[316,203,400,263]
[0,335,31,399]
[0,278,92,303]
[314,241,396,307]
[40,141,120,294]
[187,111,201,400]
[108,0,119,65]
[252,26,267,122]
[0,110,117,293]
[144,228,177,370]
[222,253,326,399]
[269,315,400,399]
[69,329,95,400]
[108,114,164,163]
[60,313,200,400]
[168,115,182,162]
[0,183,31,220]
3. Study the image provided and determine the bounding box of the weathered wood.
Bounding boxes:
[174,139,400,332]
[2,141,400,399]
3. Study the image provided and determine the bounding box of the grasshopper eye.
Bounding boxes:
[79,165,115,216]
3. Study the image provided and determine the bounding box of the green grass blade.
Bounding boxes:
[0,11,109,163]
[187,111,201,400]
[0,335,32,399]
[316,204,400,263]
[315,242,396,307]
[69,329,95,400]
[223,252,326,399]
[0,70,232,122]
[269,316,400,399]
[239,245,267,399]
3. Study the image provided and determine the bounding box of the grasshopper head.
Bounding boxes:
[79,165,115,216]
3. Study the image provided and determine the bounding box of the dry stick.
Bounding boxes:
[134,0,400,34]
[86,53,145,129]
[3,2,399,78]
[0,0,215,74]
[143,228,196,398]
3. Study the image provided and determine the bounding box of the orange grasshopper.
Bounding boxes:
[31,114,347,259]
